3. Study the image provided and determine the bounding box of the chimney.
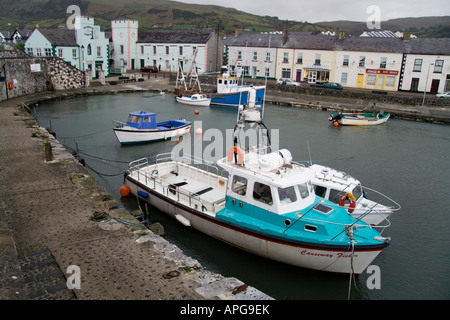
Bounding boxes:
[338,31,346,40]
[403,32,411,40]
[235,27,241,36]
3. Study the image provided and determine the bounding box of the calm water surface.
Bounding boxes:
[34,92,450,300]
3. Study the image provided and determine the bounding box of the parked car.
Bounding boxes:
[277,78,300,86]
[140,66,158,73]
[436,92,450,99]
[320,82,343,90]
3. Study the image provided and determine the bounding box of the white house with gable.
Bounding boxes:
[25,16,109,79]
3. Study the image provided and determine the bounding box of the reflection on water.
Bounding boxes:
[34,93,450,300]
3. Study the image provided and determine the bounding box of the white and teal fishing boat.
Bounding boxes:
[122,98,396,274]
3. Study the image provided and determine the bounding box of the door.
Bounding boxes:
[431,79,440,94]
[308,71,317,83]
[252,66,257,79]
[296,69,302,82]
[376,75,385,89]
[410,78,419,91]
[356,74,364,88]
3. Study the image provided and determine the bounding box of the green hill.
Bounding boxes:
[1,0,449,38]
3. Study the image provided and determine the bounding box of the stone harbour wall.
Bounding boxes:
[0,48,86,102]
[46,57,86,90]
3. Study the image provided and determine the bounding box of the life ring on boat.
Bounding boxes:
[339,193,356,213]
[227,146,244,165]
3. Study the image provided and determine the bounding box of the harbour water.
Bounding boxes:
[34,92,450,300]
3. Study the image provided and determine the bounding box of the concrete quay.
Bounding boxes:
[1,75,449,302]
[0,75,273,301]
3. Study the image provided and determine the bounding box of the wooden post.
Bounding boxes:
[44,141,53,162]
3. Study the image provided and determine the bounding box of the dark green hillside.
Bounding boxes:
[0,0,448,38]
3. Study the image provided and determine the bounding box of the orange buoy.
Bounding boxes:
[120,185,131,197]
[333,121,339,127]
[195,128,203,135]
[194,110,199,115]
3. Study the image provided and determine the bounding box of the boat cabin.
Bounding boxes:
[219,150,317,215]
[126,111,157,130]
[217,74,239,93]
[310,164,363,203]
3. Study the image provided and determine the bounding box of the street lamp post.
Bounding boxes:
[422,63,434,106]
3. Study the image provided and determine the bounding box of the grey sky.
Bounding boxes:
[175,0,450,23]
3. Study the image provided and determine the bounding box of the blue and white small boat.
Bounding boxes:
[209,73,266,107]
[113,111,191,144]
[122,102,396,274]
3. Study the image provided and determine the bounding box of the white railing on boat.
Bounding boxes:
[112,120,126,129]
[128,153,227,213]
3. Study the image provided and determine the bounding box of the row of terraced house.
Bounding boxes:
[3,16,450,94]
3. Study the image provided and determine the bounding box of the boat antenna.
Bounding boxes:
[307,141,313,165]
[261,35,271,120]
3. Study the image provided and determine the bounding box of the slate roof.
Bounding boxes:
[223,33,285,48]
[138,30,213,44]
[224,32,450,55]
[37,28,77,46]
[335,36,405,53]
[403,38,450,55]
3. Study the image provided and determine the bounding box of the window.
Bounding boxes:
[36,48,42,56]
[329,189,342,204]
[314,185,327,198]
[265,67,270,78]
[179,46,183,55]
[341,72,348,84]
[434,60,444,73]
[27,48,33,56]
[253,51,257,61]
[305,225,317,232]
[297,53,303,64]
[283,52,289,63]
[58,48,63,58]
[367,75,376,86]
[343,55,349,66]
[165,46,169,55]
[44,48,52,56]
[281,68,291,78]
[413,59,423,72]
[278,186,297,204]
[253,182,273,205]
[359,56,365,67]
[192,47,196,55]
[265,51,271,62]
[386,76,395,87]
[315,54,321,65]
[153,46,157,55]
[97,46,101,57]
[232,175,247,196]
[298,183,310,199]
[141,46,144,54]
[72,48,77,58]
[237,51,242,60]
[87,44,91,55]
[120,45,124,55]
[380,57,387,69]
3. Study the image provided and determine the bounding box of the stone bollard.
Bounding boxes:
[44,141,54,162]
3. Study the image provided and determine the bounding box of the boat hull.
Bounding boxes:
[209,88,266,107]
[330,113,390,126]
[125,175,385,274]
[176,96,211,107]
[113,124,191,144]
